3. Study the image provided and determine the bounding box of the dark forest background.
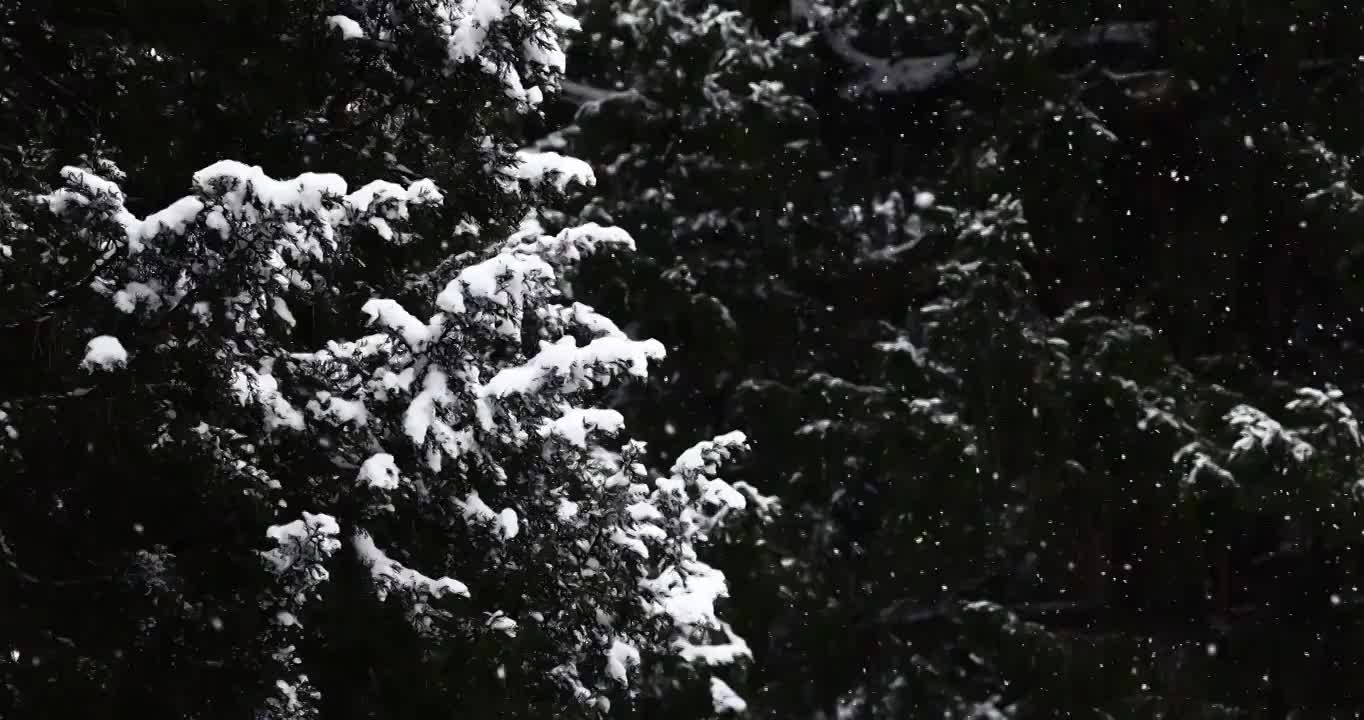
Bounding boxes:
[6,0,1364,718]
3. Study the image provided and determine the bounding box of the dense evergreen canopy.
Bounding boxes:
[6,0,1364,719]
[553,0,1364,716]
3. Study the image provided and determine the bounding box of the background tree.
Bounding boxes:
[552,0,1364,716]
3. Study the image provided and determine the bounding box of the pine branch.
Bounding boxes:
[0,44,98,129]
[790,6,1353,101]
[0,529,113,588]
[881,593,1364,639]
[2,259,108,330]
[557,80,658,118]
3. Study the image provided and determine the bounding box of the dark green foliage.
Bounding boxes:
[9,0,1364,717]
[555,0,1364,717]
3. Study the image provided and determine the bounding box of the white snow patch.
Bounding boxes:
[361,298,438,349]
[81,335,128,371]
[605,639,640,684]
[403,369,452,445]
[481,335,665,398]
[498,508,520,539]
[640,560,732,630]
[542,408,625,447]
[113,281,162,314]
[675,622,753,666]
[458,490,497,522]
[327,14,365,39]
[353,531,469,599]
[263,512,342,574]
[458,492,520,540]
[271,296,297,327]
[507,150,595,191]
[710,677,748,714]
[611,527,649,559]
[308,392,369,426]
[357,453,402,490]
[488,613,519,637]
[231,364,305,432]
[509,222,636,262]
[41,163,442,274]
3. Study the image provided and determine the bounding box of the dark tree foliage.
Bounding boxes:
[553,0,1364,717]
[8,0,1364,718]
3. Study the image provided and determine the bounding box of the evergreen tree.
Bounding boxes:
[1,2,772,717]
[556,0,1364,716]
[9,0,1364,717]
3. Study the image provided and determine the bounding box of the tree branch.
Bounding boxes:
[786,0,1159,97]
[556,80,658,121]
[0,45,99,129]
[793,7,1351,101]
[0,529,113,588]
[881,592,1364,639]
[2,255,112,331]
